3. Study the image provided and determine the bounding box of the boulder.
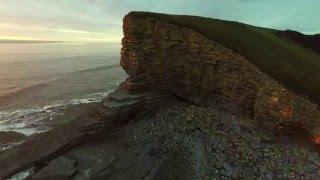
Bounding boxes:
[31,156,76,180]
[0,131,26,144]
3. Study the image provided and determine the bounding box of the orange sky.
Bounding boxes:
[0,0,318,42]
[0,22,122,42]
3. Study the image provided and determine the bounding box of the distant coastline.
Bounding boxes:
[0,39,63,44]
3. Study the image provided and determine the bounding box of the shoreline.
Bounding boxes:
[0,101,100,152]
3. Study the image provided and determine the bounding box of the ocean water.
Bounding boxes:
[0,42,127,138]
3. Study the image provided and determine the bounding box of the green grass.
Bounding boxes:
[128,12,320,104]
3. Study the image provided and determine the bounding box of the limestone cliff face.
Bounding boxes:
[121,14,320,138]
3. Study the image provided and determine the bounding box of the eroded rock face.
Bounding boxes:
[33,103,320,179]
[121,14,320,139]
[0,86,172,179]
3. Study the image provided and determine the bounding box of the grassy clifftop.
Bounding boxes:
[128,12,320,104]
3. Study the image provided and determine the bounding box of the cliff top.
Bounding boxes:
[127,11,320,104]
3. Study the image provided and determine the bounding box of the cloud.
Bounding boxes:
[0,0,318,41]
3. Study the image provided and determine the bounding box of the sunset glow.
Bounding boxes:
[0,0,319,42]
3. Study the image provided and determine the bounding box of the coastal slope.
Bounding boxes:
[1,12,320,179]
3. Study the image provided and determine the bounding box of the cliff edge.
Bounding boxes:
[122,12,320,141]
[1,12,320,179]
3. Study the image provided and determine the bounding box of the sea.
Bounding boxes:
[0,42,127,140]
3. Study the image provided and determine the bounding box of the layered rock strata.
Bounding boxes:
[9,101,320,179]
[121,13,320,139]
[0,85,172,179]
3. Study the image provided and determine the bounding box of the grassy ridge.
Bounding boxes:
[129,12,320,104]
[278,30,320,54]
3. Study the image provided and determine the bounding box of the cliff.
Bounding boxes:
[121,12,320,140]
[1,12,320,179]
[122,12,320,105]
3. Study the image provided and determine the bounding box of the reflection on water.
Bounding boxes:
[0,42,127,135]
[0,42,126,110]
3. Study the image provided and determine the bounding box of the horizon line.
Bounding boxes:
[0,39,121,43]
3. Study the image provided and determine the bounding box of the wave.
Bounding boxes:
[0,78,59,98]
[0,64,121,101]
[0,142,23,151]
[0,89,114,137]
[7,167,34,180]
[72,64,119,74]
[0,54,119,65]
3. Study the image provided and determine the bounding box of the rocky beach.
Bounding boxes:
[1,12,320,179]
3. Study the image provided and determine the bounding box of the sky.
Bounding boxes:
[0,0,319,42]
